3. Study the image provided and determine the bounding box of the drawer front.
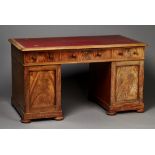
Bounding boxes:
[79,49,112,61]
[24,51,60,63]
[80,49,94,61]
[112,47,144,60]
[60,51,79,62]
[60,49,112,62]
[91,49,112,60]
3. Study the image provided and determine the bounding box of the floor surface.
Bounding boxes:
[0,72,155,129]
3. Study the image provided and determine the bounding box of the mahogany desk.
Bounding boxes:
[9,35,146,123]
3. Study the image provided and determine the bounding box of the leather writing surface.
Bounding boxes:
[14,35,144,49]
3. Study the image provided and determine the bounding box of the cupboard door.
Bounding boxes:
[25,65,61,113]
[111,61,144,104]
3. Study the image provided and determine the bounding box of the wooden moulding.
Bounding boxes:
[9,39,25,51]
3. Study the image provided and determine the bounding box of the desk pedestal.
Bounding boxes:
[89,61,144,115]
[11,54,63,123]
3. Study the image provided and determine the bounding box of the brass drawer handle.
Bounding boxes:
[31,55,37,61]
[118,52,123,56]
[133,51,138,55]
[83,49,91,53]
[96,52,102,57]
[49,54,54,60]
[84,51,89,55]
[71,53,77,59]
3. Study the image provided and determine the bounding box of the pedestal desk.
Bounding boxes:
[9,35,146,123]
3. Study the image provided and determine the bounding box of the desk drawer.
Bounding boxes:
[80,49,112,61]
[112,48,144,60]
[60,51,79,62]
[24,51,60,63]
[91,49,112,60]
[60,49,112,63]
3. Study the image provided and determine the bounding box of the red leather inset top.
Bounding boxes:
[14,35,144,49]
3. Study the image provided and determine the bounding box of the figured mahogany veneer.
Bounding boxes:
[9,35,146,123]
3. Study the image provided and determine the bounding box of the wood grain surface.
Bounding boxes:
[116,65,138,102]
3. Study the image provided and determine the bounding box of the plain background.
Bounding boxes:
[0,25,155,128]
